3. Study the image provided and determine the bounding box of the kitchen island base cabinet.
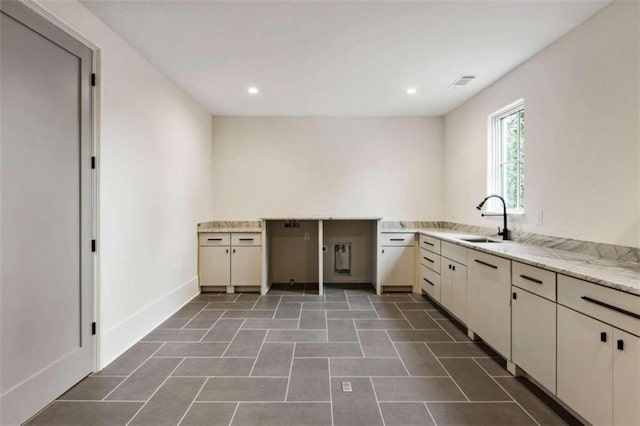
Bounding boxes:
[512,287,556,394]
[557,305,613,426]
[467,250,511,359]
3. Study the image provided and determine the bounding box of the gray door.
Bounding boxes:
[0,2,94,425]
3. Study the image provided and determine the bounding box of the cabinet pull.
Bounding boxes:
[520,274,543,284]
[232,249,236,254]
[600,332,607,343]
[512,292,517,300]
[423,241,435,246]
[208,238,223,241]
[580,296,640,320]
[423,277,435,286]
[452,265,456,271]
[390,238,404,241]
[448,264,452,270]
[423,257,434,263]
[474,259,498,269]
[239,238,254,241]
[225,249,229,253]
[617,339,624,351]
[381,249,385,254]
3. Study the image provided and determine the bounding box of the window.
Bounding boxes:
[488,99,525,213]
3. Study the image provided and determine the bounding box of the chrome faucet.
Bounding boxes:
[476,195,511,241]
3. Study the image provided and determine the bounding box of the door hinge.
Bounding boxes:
[91,156,96,169]
[91,239,96,252]
[91,73,96,87]
[92,322,96,335]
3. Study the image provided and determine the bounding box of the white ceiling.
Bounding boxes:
[82,0,609,116]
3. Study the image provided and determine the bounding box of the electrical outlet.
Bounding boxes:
[304,232,310,241]
[535,210,544,226]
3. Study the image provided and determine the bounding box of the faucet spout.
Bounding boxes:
[476,195,511,241]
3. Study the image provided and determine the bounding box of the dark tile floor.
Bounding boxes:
[27,284,581,426]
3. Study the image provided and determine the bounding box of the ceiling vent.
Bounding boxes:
[449,75,477,88]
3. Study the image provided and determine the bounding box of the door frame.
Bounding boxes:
[18,0,103,371]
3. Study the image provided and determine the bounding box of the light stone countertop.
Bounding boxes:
[198,227,262,233]
[383,228,640,296]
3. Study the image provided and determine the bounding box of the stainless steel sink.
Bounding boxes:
[459,237,501,243]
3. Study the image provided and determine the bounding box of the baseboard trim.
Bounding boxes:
[100,276,199,369]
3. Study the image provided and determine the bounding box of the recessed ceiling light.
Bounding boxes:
[247,86,259,95]
[406,87,417,95]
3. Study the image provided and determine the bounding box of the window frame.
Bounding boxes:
[487,99,525,214]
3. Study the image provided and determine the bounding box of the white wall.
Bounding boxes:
[443,1,639,247]
[39,1,214,367]
[211,117,444,220]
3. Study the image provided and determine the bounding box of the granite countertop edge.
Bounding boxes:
[383,228,640,296]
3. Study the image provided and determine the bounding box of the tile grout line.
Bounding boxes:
[176,376,209,426]
[182,299,215,329]
[423,401,439,426]
[248,330,268,376]
[284,342,296,401]
[328,350,334,426]
[472,358,542,426]
[384,330,411,376]
[101,342,168,401]
[198,308,226,342]
[125,357,186,426]
[369,376,387,426]
[422,342,471,402]
[227,402,240,426]
[424,309,457,342]
[221,319,247,358]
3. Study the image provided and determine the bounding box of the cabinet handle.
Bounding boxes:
[600,332,607,343]
[448,264,452,270]
[390,238,404,241]
[452,265,456,271]
[225,249,229,254]
[474,259,498,269]
[423,241,435,246]
[232,249,236,254]
[581,296,640,320]
[381,249,385,254]
[513,292,517,300]
[423,257,434,263]
[617,339,624,351]
[423,277,435,286]
[520,274,543,285]
[239,238,254,241]
[208,238,223,241]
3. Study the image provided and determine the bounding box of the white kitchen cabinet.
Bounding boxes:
[420,263,440,301]
[379,245,415,287]
[440,260,467,324]
[467,249,511,358]
[199,246,231,288]
[199,232,262,292]
[613,328,640,426]
[512,287,556,394]
[231,246,262,287]
[558,305,613,426]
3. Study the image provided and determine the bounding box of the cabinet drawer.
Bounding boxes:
[420,248,441,274]
[199,233,231,246]
[420,264,440,302]
[231,233,262,246]
[558,275,639,336]
[380,233,415,246]
[512,261,556,301]
[419,234,441,254]
[441,241,467,265]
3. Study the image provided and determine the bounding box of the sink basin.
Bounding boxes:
[459,237,501,243]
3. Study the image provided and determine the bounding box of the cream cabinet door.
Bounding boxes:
[557,306,613,426]
[512,288,556,394]
[199,246,230,287]
[467,250,511,358]
[379,246,415,286]
[231,246,262,287]
[451,262,467,325]
[613,329,640,426]
[440,261,454,311]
